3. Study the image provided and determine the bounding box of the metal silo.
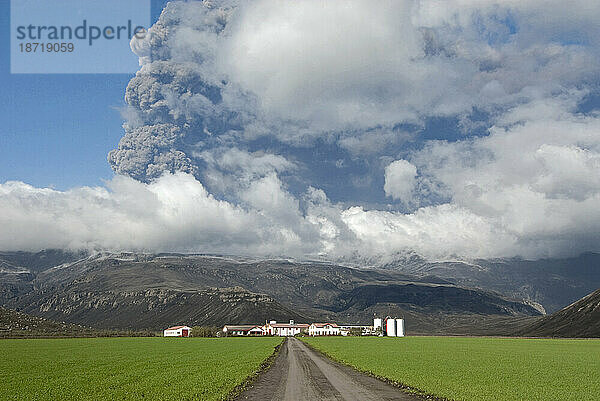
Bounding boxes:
[386,318,396,337]
[396,318,405,337]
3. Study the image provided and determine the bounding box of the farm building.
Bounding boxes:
[338,325,374,336]
[163,325,191,337]
[308,323,340,336]
[222,325,265,336]
[264,320,309,336]
[219,318,399,337]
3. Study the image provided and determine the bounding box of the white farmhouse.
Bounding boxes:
[264,320,309,336]
[163,325,191,337]
[308,323,340,336]
[338,325,373,336]
[222,325,265,336]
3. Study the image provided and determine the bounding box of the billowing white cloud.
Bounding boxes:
[221,0,427,129]
[341,204,516,260]
[111,0,600,174]
[198,147,296,196]
[218,0,600,135]
[4,0,600,262]
[384,160,418,205]
[405,96,600,258]
[4,107,600,260]
[0,173,319,256]
[338,128,413,157]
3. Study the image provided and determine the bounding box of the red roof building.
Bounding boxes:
[163,325,191,337]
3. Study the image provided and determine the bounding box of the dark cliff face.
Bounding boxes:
[0,252,546,332]
[518,288,600,338]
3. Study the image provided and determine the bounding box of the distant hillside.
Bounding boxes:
[0,307,94,338]
[12,286,308,330]
[518,288,600,338]
[0,249,87,274]
[379,252,600,313]
[0,252,542,333]
[0,250,87,303]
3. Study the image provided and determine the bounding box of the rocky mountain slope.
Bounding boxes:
[0,306,94,337]
[517,288,600,338]
[0,250,85,302]
[0,252,544,333]
[0,250,87,274]
[10,286,306,330]
[378,252,600,313]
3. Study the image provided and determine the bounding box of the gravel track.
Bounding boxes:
[235,337,421,401]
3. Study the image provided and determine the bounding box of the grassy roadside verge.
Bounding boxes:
[225,337,285,400]
[301,336,600,401]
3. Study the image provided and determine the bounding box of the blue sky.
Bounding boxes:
[0,0,168,189]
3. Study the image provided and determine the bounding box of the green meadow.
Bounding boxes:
[0,337,282,401]
[302,336,600,401]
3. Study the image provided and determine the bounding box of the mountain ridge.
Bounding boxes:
[517,288,600,338]
[373,251,600,313]
[0,251,547,333]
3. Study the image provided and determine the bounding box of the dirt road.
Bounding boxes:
[235,337,421,401]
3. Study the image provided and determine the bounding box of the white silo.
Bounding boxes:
[386,318,396,337]
[396,318,405,337]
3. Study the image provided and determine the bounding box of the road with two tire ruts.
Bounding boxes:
[235,337,422,401]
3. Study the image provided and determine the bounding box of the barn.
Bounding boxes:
[163,325,191,337]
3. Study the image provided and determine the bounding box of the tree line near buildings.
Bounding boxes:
[190,326,220,337]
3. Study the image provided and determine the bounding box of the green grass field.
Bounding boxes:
[0,337,282,401]
[302,336,600,401]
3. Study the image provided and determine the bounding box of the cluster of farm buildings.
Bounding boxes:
[164,318,405,337]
